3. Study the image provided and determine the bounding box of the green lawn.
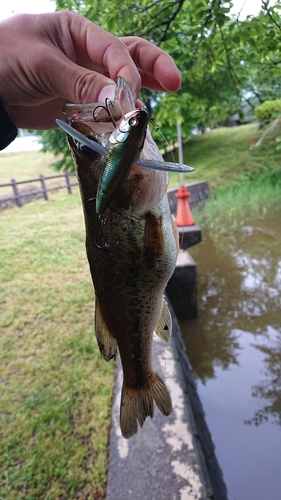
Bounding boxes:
[0,150,60,197]
[0,191,115,499]
[167,122,281,189]
[0,150,56,183]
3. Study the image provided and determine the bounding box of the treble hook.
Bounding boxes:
[93,98,117,128]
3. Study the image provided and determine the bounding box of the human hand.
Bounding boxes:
[0,11,181,130]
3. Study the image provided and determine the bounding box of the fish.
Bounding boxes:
[60,77,193,438]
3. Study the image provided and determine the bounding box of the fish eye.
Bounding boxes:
[129,116,138,127]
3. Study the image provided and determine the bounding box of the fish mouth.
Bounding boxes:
[63,77,133,127]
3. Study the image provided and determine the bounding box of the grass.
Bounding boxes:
[164,121,281,227]
[167,122,281,189]
[0,191,115,499]
[193,174,281,231]
[0,150,61,197]
[0,150,56,183]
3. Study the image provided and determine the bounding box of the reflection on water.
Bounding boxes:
[184,207,281,500]
[244,326,281,428]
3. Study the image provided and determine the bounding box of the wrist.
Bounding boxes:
[0,101,18,150]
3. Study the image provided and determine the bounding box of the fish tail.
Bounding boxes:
[120,372,172,439]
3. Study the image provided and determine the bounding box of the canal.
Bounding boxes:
[182,205,281,499]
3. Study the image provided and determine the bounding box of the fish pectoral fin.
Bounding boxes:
[143,211,164,268]
[95,298,118,361]
[154,297,172,343]
[120,372,172,439]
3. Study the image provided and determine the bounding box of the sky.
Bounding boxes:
[0,0,276,21]
[0,0,56,20]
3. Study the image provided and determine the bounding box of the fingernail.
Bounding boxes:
[98,84,116,102]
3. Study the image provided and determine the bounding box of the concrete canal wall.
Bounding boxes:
[166,180,211,320]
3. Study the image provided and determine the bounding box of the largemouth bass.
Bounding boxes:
[62,78,183,438]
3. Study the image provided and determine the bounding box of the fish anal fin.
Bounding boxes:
[154,297,172,343]
[120,371,172,439]
[95,298,118,361]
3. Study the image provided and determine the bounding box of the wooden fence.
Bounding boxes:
[0,173,78,211]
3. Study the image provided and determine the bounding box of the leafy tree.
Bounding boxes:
[38,128,73,171]
[39,0,281,169]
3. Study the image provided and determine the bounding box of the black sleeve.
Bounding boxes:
[0,101,18,150]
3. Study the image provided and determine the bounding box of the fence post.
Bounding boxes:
[65,172,72,194]
[39,175,48,200]
[11,179,22,207]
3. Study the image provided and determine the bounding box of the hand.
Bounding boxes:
[0,11,181,129]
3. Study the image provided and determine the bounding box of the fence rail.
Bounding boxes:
[0,172,78,211]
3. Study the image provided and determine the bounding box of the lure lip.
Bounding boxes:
[137,159,195,172]
[55,119,109,156]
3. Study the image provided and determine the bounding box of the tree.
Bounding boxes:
[39,0,281,169]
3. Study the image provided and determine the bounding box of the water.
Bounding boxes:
[182,207,281,500]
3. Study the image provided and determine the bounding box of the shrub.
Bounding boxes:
[254,99,281,122]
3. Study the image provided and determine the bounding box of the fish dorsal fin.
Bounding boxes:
[154,297,172,343]
[95,298,118,361]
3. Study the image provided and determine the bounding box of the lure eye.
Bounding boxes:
[129,116,138,127]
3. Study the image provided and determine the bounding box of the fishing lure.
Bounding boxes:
[56,109,194,215]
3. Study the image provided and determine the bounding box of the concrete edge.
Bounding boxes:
[168,301,228,499]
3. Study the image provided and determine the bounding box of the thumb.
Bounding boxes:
[46,54,117,104]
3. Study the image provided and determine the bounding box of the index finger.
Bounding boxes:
[120,36,182,92]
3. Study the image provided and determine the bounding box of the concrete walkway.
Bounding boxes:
[106,306,228,500]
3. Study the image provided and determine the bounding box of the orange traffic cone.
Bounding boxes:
[175,186,195,226]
